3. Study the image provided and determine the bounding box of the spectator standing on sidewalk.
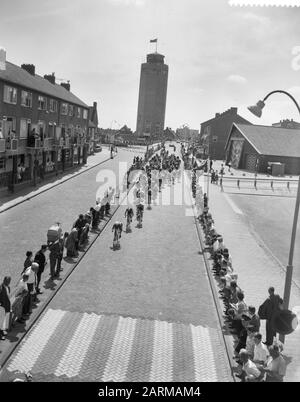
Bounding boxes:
[258,287,283,346]
[73,214,85,250]
[66,228,78,258]
[34,245,47,294]
[23,262,38,314]
[0,276,12,339]
[11,274,29,325]
[23,251,33,273]
[48,239,61,279]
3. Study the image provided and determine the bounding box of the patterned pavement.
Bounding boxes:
[4,308,229,382]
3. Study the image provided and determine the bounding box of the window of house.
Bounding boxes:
[21,90,32,108]
[2,116,17,138]
[0,158,6,170]
[49,99,57,113]
[3,85,17,104]
[38,95,47,110]
[61,103,68,115]
[83,109,88,119]
[69,105,74,116]
[20,118,31,139]
[77,107,81,118]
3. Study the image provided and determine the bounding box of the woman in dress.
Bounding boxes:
[65,228,79,258]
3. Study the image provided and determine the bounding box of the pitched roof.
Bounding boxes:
[234,123,300,158]
[0,61,88,108]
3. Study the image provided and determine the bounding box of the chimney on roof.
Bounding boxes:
[44,72,56,84]
[230,107,238,114]
[93,101,97,109]
[21,63,35,75]
[60,81,70,91]
[0,47,6,71]
[215,113,220,118]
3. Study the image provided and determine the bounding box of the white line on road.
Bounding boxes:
[7,309,66,374]
[149,320,173,382]
[54,312,100,378]
[102,316,137,382]
[224,193,243,215]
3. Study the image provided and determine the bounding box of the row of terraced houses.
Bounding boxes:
[0,48,99,193]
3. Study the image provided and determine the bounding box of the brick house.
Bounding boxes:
[199,107,251,160]
[0,51,90,192]
[225,123,300,175]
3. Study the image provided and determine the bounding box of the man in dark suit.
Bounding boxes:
[34,245,47,294]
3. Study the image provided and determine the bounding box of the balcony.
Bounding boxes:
[54,137,70,148]
[27,138,43,149]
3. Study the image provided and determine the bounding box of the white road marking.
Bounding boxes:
[102,316,137,382]
[7,309,66,373]
[224,193,243,215]
[191,325,218,382]
[149,320,173,382]
[54,312,100,377]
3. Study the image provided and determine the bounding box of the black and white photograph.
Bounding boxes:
[0,0,300,388]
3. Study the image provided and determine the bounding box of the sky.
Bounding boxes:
[1,0,300,130]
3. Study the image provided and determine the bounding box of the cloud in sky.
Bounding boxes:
[0,0,299,129]
[227,74,248,84]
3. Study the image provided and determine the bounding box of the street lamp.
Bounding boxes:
[248,90,300,342]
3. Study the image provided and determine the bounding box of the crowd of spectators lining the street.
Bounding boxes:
[0,192,114,341]
[198,201,287,382]
[0,144,165,342]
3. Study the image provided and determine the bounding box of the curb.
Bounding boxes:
[187,185,236,382]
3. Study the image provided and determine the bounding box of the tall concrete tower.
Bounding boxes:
[136,52,168,137]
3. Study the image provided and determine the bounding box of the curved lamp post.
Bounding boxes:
[248,90,300,343]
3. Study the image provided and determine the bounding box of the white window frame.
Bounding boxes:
[3,85,17,104]
[49,99,57,113]
[83,109,88,119]
[20,118,31,139]
[38,95,47,110]
[21,90,32,108]
[61,103,68,115]
[69,105,74,117]
[2,116,17,138]
[77,107,81,118]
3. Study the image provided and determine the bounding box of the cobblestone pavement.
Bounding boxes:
[0,145,233,382]
[198,174,300,382]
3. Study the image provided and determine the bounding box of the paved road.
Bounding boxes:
[0,144,233,382]
[0,147,143,289]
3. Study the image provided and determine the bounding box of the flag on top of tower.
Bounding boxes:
[150,38,157,43]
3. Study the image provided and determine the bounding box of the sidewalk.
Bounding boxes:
[0,148,111,213]
[198,174,300,382]
[0,153,233,382]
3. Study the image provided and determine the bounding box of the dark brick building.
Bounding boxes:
[199,107,251,160]
[225,123,300,175]
[0,51,90,192]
